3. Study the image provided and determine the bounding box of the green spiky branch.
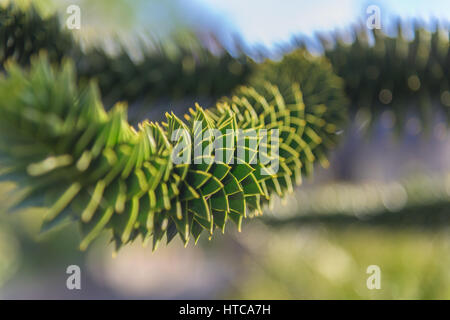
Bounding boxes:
[317,23,450,132]
[262,173,450,229]
[0,4,252,107]
[0,50,346,251]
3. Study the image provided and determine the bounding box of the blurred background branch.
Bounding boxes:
[263,173,450,228]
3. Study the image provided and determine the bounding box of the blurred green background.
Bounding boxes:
[1,0,450,299]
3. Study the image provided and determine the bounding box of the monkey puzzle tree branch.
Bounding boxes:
[262,174,450,229]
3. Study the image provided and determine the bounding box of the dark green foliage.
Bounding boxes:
[320,24,450,132]
[262,175,450,229]
[0,4,253,108]
[0,53,346,251]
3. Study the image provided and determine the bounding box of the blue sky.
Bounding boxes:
[196,0,450,47]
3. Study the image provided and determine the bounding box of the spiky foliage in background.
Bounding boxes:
[319,24,450,133]
[259,24,450,228]
[263,173,450,228]
[253,49,347,169]
[3,3,450,253]
[0,51,346,251]
[0,4,253,109]
[0,4,75,69]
